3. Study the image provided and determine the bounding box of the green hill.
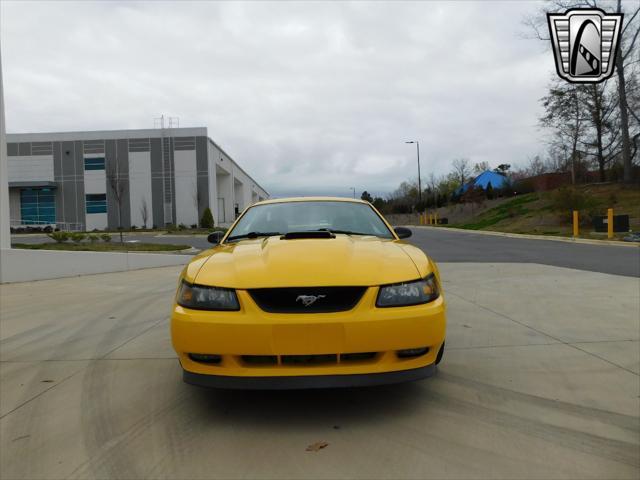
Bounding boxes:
[449,184,640,239]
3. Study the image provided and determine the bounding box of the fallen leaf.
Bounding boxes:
[306,441,329,452]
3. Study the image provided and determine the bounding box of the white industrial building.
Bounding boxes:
[6,127,268,231]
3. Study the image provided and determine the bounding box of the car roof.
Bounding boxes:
[252,196,368,206]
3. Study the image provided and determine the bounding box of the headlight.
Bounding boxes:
[376,273,440,307]
[177,281,240,311]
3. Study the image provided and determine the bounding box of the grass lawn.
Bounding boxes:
[455,194,539,230]
[12,242,192,252]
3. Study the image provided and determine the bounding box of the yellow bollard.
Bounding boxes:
[572,211,579,237]
[607,208,614,239]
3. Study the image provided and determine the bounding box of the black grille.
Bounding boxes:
[282,354,337,365]
[248,287,367,313]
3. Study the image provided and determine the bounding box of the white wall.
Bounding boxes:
[173,150,198,226]
[84,171,105,194]
[128,151,153,228]
[216,168,232,225]
[0,248,190,283]
[207,140,218,220]
[85,213,107,231]
[8,155,54,182]
[0,52,10,249]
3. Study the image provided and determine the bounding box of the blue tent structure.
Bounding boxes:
[455,170,509,196]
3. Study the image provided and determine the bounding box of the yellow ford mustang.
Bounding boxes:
[171,197,446,389]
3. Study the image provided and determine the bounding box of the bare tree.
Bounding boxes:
[540,81,587,183]
[615,0,640,182]
[140,197,149,229]
[525,155,548,176]
[473,161,491,173]
[107,164,126,243]
[452,158,472,187]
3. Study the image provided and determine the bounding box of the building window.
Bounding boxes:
[86,194,107,214]
[84,157,105,170]
[20,188,56,225]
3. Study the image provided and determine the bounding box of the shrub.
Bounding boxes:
[552,187,599,222]
[200,207,214,229]
[178,223,188,230]
[166,224,178,232]
[69,232,86,243]
[190,223,198,229]
[100,233,112,243]
[552,187,595,211]
[131,225,137,230]
[47,231,70,243]
[88,234,99,243]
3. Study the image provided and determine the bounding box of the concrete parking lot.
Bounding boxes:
[1,259,638,479]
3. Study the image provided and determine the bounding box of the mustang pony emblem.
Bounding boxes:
[296,294,326,307]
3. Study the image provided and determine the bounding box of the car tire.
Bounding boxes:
[435,341,445,365]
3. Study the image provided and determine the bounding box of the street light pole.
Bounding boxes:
[350,187,356,199]
[405,141,422,203]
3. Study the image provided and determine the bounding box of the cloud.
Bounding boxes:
[1,0,552,197]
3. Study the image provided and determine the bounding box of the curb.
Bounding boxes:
[136,247,198,255]
[409,225,640,248]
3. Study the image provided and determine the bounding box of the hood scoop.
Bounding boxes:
[281,231,336,240]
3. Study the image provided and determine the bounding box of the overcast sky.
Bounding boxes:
[2,0,557,198]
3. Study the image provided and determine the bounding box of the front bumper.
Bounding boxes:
[183,363,436,389]
[172,287,446,383]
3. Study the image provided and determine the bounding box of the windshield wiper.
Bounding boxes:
[226,231,281,242]
[315,228,371,236]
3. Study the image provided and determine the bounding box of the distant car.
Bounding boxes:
[171,197,446,389]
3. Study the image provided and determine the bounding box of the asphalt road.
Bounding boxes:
[409,227,640,278]
[13,227,640,277]
[1,264,638,479]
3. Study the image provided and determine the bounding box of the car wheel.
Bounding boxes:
[435,341,445,365]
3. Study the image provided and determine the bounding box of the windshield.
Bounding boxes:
[226,201,394,241]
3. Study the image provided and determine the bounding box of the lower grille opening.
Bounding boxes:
[341,352,377,362]
[397,347,429,358]
[281,354,338,365]
[241,355,278,366]
[189,353,222,364]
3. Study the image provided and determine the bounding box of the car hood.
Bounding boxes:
[187,235,430,289]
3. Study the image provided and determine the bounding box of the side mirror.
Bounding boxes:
[394,227,412,239]
[207,231,225,244]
